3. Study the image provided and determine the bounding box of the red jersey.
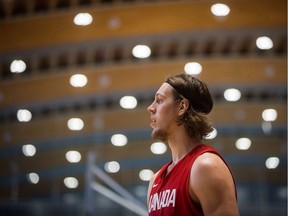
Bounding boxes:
[148,144,236,216]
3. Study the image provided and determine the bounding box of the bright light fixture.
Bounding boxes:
[120,96,137,109]
[66,151,81,163]
[265,157,280,169]
[22,144,36,157]
[224,88,241,102]
[64,177,79,188]
[262,109,277,122]
[132,45,151,58]
[150,142,167,154]
[27,173,39,184]
[10,60,26,73]
[67,118,84,131]
[205,128,217,139]
[70,74,87,87]
[139,169,154,181]
[235,137,251,150]
[17,109,32,122]
[73,13,93,26]
[256,36,273,50]
[104,161,120,173]
[184,62,202,75]
[111,134,128,146]
[211,3,230,17]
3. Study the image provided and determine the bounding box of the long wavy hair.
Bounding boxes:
[165,74,214,139]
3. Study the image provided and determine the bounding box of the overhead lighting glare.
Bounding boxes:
[22,144,36,157]
[211,3,230,17]
[104,161,120,173]
[262,109,277,122]
[132,45,151,59]
[73,13,93,26]
[150,142,167,155]
[262,121,272,134]
[64,177,79,188]
[256,36,273,50]
[235,138,251,150]
[17,109,32,122]
[70,74,88,87]
[67,118,84,131]
[66,151,81,163]
[224,88,241,102]
[111,134,128,146]
[184,62,202,75]
[265,157,280,169]
[27,173,39,184]
[10,60,26,73]
[139,169,154,181]
[119,96,137,109]
[205,128,217,139]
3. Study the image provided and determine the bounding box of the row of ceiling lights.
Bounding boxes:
[12,58,280,189]
[9,32,274,74]
[6,1,281,189]
[23,132,281,189]
[72,3,233,27]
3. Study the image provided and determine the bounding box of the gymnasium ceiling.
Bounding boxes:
[0,0,286,208]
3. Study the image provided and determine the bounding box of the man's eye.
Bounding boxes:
[156,98,162,103]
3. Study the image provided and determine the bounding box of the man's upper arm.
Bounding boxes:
[189,153,239,216]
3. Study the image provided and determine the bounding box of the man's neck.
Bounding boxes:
[167,130,202,165]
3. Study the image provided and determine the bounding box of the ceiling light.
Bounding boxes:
[27,173,39,184]
[224,88,241,102]
[70,74,87,87]
[104,161,120,173]
[139,169,154,181]
[17,109,32,122]
[66,150,81,163]
[211,3,230,17]
[22,144,36,157]
[10,60,26,73]
[150,142,167,154]
[111,134,128,146]
[256,36,273,50]
[235,138,251,150]
[73,13,93,26]
[107,17,121,30]
[262,121,272,134]
[64,177,79,188]
[67,118,84,131]
[98,74,111,88]
[262,108,277,122]
[132,45,151,58]
[205,128,217,139]
[265,157,280,169]
[184,62,202,75]
[119,96,137,109]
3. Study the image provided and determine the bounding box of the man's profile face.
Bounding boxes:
[147,83,180,141]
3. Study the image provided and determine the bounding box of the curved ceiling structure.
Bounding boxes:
[0,0,286,215]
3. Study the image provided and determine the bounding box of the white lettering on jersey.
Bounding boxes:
[149,189,176,212]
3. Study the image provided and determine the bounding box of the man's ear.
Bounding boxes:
[178,99,189,115]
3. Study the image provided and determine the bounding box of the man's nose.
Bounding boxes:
[147,103,154,113]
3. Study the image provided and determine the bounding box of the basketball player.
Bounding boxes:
[147,73,239,215]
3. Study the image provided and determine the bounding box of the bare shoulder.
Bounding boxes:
[192,152,229,174]
[189,152,239,216]
[190,152,233,195]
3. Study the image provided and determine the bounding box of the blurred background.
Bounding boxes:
[0,0,287,215]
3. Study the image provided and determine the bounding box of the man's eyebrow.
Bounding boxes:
[155,93,165,98]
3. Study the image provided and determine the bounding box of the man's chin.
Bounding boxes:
[151,129,167,141]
